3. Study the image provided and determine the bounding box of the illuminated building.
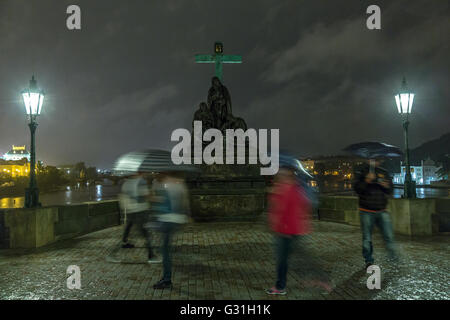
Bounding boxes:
[301,160,315,173]
[57,165,75,175]
[0,159,31,177]
[393,158,443,185]
[301,156,364,181]
[2,145,31,161]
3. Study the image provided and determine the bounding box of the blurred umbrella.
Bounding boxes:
[343,141,403,173]
[278,153,313,179]
[342,142,403,159]
[277,153,317,207]
[113,149,199,175]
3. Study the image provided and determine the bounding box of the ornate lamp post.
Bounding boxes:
[394,77,416,198]
[21,76,45,208]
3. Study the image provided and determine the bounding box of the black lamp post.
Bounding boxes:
[394,77,416,198]
[22,76,45,208]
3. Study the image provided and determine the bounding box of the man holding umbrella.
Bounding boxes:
[344,142,401,268]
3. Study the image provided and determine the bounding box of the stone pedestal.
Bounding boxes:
[1,207,58,248]
[186,161,268,222]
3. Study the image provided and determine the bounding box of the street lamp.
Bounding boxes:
[21,76,45,208]
[394,77,416,198]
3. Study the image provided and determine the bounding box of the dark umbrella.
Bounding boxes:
[113,149,199,175]
[342,142,403,173]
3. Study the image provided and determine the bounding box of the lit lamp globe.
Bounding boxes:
[394,78,414,115]
[22,76,45,117]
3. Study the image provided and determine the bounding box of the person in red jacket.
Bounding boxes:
[266,166,312,295]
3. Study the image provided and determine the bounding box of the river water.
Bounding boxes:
[0,183,121,209]
[317,182,449,198]
[0,182,448,209]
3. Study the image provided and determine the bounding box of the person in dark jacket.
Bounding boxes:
[354,160,398,268]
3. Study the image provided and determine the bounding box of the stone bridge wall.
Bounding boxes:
[318,195,450,236]
[0,200,120,249]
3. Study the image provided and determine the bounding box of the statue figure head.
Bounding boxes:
[199,102,208,112]
[211,76,221,88]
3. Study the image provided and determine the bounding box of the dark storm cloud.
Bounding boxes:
[0,0,448,168]
[247,1,449,156]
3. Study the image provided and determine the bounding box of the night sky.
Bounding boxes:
[0,0,448,169]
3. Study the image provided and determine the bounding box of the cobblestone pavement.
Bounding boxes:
[0,218,449,300]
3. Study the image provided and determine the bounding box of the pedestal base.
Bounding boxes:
[186,163,268,222]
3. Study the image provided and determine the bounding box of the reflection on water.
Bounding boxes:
[0,184,121,209]
[96,185,102,198]
[0,197,24,209]
[393,187,449,199]
[315,181,449,199]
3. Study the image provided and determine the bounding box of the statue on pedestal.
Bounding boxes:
[193,76,246,134]
[188,43,265,222]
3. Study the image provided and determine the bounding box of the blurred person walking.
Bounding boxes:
[266,165,312,295]
[119,172,159,262]
[354,160,399,268]
[150,171,190,289]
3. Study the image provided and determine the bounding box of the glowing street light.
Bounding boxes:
[394,77,416,198]
[21,76,45,208]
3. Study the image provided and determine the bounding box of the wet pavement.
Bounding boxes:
[0,217,449,300]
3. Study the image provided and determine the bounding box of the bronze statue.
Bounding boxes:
[220,114,247,132]
[193,76,247,135]
[207,76,232,129]
[193,102,214,132]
